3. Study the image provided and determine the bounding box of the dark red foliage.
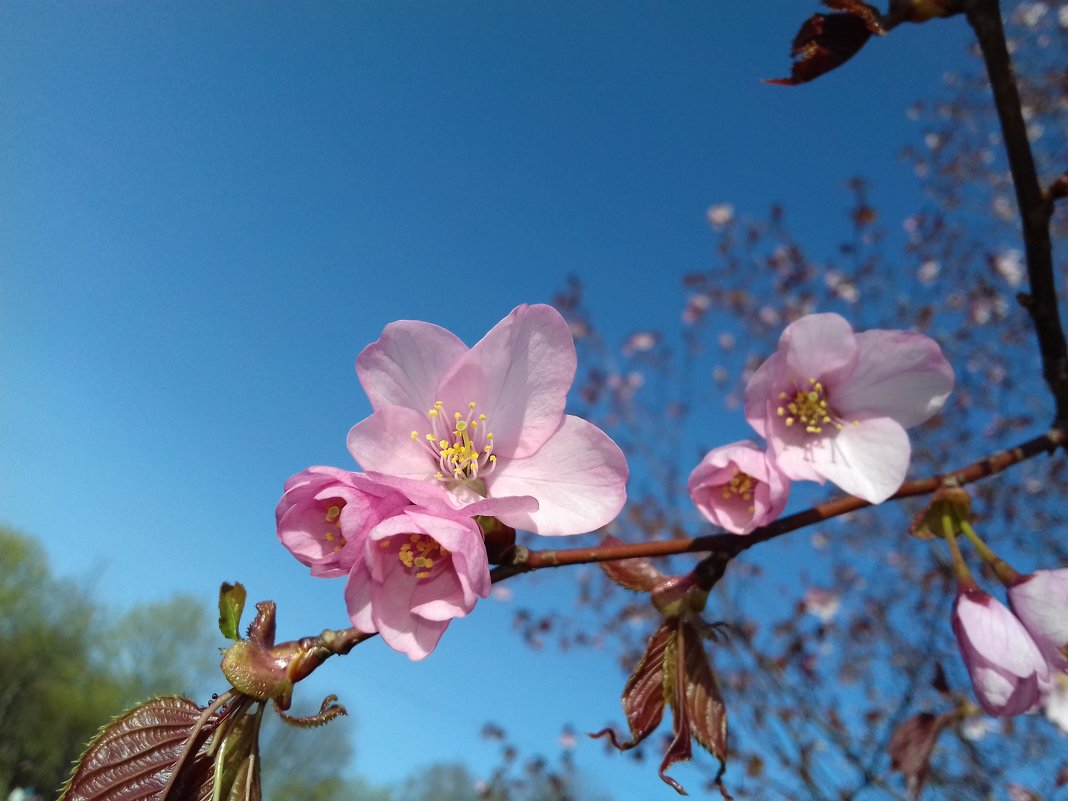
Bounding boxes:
[888,711,955,799]
[767,1,884,86]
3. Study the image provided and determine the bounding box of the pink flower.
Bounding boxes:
[952,588,1049,716]
[687,440,789,534]
[347,304,628,536]
[1008,569,1068,667]
[276,467,411,577]
[344,507,491,660]
[744,313,954,503]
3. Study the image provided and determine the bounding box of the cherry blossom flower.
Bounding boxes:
[347,304,628,536]
[276,466,410,578]
[687,440,789,535]
[344,506,490,660]
[952,588,1049,716]
[1008,568,1068,668]
[744,313,954,503]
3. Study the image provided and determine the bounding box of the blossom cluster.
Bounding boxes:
[689,312,955,534]
[276,307,961,663]
[276,305,628,659]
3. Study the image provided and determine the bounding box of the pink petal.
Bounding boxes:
[410,571,468,622]
[742,352,781,439]
[780,313,859,386]
[343,562,377,633]
[832,330,954,426]
[1010,569,1068,648]
[371,575,449,661]
[437,305,575,459]
[784,417,911,503]
[956,591,1048,679]
[347,406,440,479]
[487,415,627,536]
[355,320,468,412]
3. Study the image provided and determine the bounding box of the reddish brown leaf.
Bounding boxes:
[658,622,729,795]
[59,696,216,801]
[888,711,954,799]
[598,535,665,592]
[823,0,885,33]
[681,621,728,764]
[659,627,691,795]
[590,622,673,749]
[886,0,963,24]
[766,13,875,86]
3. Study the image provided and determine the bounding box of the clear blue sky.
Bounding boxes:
[1,3,976,796]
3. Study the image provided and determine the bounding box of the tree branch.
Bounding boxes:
[965,0,1068,425]
[489,428,1065,582]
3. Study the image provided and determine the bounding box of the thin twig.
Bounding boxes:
[965,0,1068,425]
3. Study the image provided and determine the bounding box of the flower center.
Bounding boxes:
[775,377,853,435]
[721,469,757,513]
[322,501,347,553]
[379,533,451,581]
[411,400,497,487]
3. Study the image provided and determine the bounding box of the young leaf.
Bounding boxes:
[681,621,728,767]
[590,621,674,749]
[59,696,215,801]
[598,535,666,592]
[219,582,247,641]
[766,12,876,86]
[211,707,264,801]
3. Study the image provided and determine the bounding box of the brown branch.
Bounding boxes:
[489,428,1065,582]
[292,430,1063,666]
[965,0,1068,426]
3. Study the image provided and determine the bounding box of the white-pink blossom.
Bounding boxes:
[347,304,628,536]
[688,440,789,535]
[744,313,954,503]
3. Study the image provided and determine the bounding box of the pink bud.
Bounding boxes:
[952,588,1048,716]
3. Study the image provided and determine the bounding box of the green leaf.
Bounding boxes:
[212,706,264,801]
[58,696,215,801]
[218,582,247,641]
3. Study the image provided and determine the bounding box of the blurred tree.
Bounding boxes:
[0,527,127,798]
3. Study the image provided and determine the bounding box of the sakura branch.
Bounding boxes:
[489,427,1065,581]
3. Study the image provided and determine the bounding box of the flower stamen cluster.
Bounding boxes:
[410,400,497,485]
[323,504,346,553]
[775,377,856,435]
[721,469,756,512]
[387,532,450,581]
